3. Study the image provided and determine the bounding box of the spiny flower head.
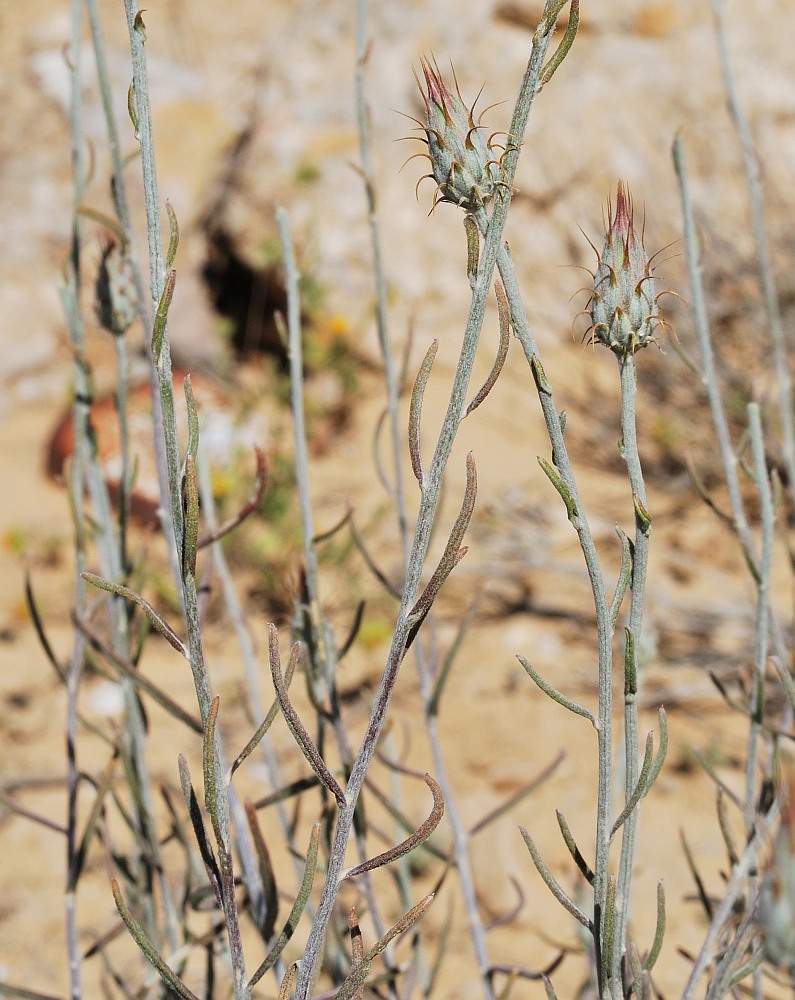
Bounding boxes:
[589,182,659,357]
[413,57,502,213]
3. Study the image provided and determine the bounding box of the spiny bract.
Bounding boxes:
[414,57,503,213]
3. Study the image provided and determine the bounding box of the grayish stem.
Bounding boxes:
[612,353,651,982]
[711,0,795,504]
[294,11,565,996]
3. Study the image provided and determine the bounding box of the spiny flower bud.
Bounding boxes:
[414,57,502,213]
[589,182,659,357]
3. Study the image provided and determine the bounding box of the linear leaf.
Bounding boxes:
[75,616,202,733]
[268,625,346,806]
[644,881,665,972]
[178,755,222,911]
[341,774,444,879]
[517,656,595,726]
[81,573,186,656]
[555,809,594,885]
[247,821,321,989]
[333,895,435,1000]
[111,879,200,1000]
[409,453,477,626]
[244,800,279,942]
[520,827,591,928]
[610,729,654,839]
[198,448,268,549]
[466,279,510,416]
[409,339,439,488]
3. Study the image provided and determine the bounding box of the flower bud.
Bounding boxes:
[96,239,138,336]
[590,183,658,356]
[416,57,501,213]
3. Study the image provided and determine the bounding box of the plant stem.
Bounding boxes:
[745,404,773,826]
[355,0,408,556]
[65,7,86,994]
[612,353,651,984]
[293,9,565,996]
[673,134,795,710]
[490,233,613,985]
[85,0,179,591]
[711,0,795,505]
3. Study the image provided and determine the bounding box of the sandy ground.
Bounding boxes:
[2,0,795,997]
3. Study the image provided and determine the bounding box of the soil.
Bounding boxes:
[2,1,795,998]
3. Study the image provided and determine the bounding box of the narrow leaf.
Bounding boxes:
[601,873,617,995]
[348,909,365,1000]
[71,752,117,891]
[341,774,444,880]
[518,656,595,726]
[464,214,479,289]
[0,986,65,1000]
[247,821,321,989]
[409,453,477,623]
[25,571,66,682]
[689,746,743,811]
[362,777,450,863]
[716,790,739,867]
[644,881,665,972]
[198,448,268,549]
[337,599,365,660]
[178,755,222,911]
[627,941,644,998]
[609,528,632,628]
[633,492,652,533]
[244,800,279,942]
[253,775,322,811]
[520,827,591,928]
[182,454,199,579]
[680,829,713,919]
[279,964,298,1000]
[151,268,176,366]
[334,895,435,1000]
[642,707,668,798]
[183,376,199,465]
[230,648,296,779]
[268,625,346,806]
[539,0,579,89]
[466,280,510,416]
[686,456,732,526]
[127,80,138,132]
[81,573,186,656]
[530,353,552,395]
[349,518,402,599]
[111,879,200,1000]
[408,339,438,488]
[75,615,202,733]
[538,457,578,519]
[610,729,654,839]
[165,200,179,268]
[624,627,637,697]
[555,809,594,884]
[202,696,224,847]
